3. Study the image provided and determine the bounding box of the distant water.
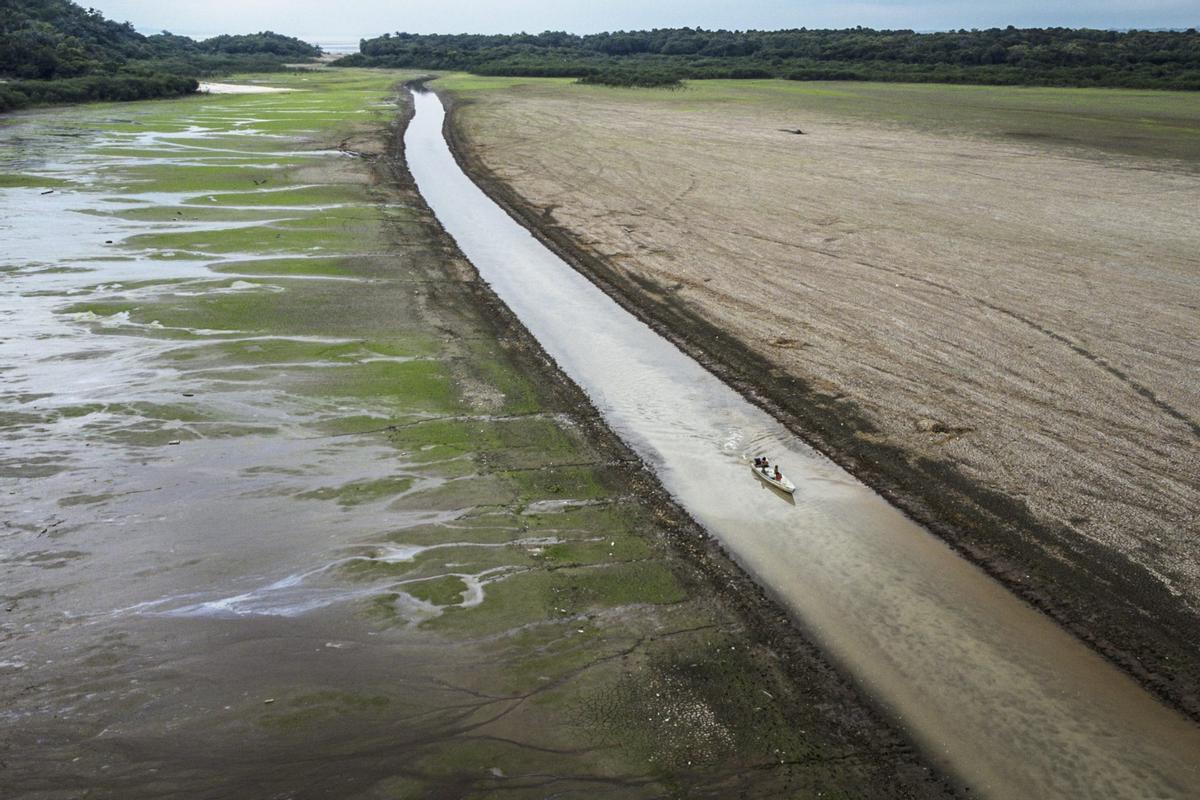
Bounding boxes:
[312,39,361,55]
[156,33,361,55]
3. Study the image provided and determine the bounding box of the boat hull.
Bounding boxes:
[751,464,796,494]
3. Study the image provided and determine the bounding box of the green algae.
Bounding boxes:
[425,561,686,637]
[0,411,49,431]
[502,463,611,505]
[164,337,431,368]
[122,217,373,255]
[319,360,459,411]
[458,341,545,417]
[382,471,517,512]
[210,257,354,277]
[541,533,651,566]
[367,592,404,621]
[101,164,301,193]
[405,574,471,606]
[58,493,116,507]
[60,301,139,317]
[184,184,368,207]
[76,204,292,224]
[296,476,415,507]
[383,414,582,467]
[0,173,72,188]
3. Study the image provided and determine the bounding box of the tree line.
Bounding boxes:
[336,26,1200,90]
[0,0,321,112]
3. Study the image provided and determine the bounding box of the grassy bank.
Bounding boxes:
[0,70,955,797]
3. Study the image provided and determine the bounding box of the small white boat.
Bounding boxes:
[751,463,796,494]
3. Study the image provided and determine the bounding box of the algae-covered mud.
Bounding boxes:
[0,72,951,797]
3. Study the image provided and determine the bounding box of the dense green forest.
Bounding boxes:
[0,0,320,112]
[338,27,1200,89]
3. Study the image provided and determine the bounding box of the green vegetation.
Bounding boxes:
[0,71,199,109]
[0,0,321,111]
[339,26,1200,90]
[190,32,319,59]
[437,73,1200,164]
[578,69,683,89]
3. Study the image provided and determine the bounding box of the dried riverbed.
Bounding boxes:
[440,76,1200,718]
[0,72,952,797]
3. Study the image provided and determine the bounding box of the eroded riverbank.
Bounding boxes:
[0,71,953,798]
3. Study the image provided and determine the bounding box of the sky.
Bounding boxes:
[86,1,1198,41]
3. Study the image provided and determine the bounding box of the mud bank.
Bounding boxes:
[437,82,1200,722]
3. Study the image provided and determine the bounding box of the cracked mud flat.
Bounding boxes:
[0,72,952,798]
[440,76,1200,716]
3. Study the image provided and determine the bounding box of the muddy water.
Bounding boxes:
[407,88,1200,799]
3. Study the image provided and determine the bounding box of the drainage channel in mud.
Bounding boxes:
[405,87,1200,799]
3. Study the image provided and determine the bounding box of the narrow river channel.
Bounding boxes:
[405,87,1200,799]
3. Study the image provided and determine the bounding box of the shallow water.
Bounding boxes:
[0,89,565,793]
[406,88,1200,799]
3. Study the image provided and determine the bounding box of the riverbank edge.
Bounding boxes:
[436,87,1200,723]
[389,82,962,795]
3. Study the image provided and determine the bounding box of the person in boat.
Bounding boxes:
[754,456,767,469]
[774,466,782,481]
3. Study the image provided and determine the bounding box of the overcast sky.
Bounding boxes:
[87,1,1198,41]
